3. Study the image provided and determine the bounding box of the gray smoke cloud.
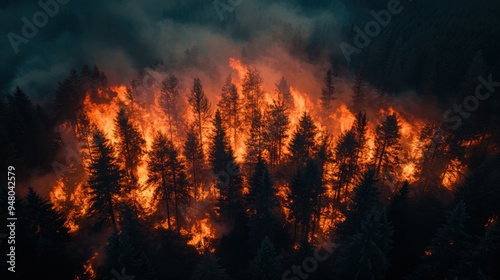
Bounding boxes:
[0,0,349,101]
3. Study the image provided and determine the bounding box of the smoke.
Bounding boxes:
[1,0,349,101]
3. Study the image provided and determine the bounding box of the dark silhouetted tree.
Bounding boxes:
[336,169,380,237]
[242,67,264,127]
[209,110,243,225]
[247,158,278,248]
[114,107,145,188]
[372,113,402,185]
[320,68,336,110]
[411,201,471,280]
[334,209,393,280]
[160,74,185,141]
[288,112,318,166]
[190,255,232,280]
[148,132,190,234]
[188,78,211,152]
[333,130,359,204]
[217,75,241,149]
[87,130,123,232]
[351,71,367,113]
[249,236,281,280]
[266,98,290,168]
[275,76,294,108]
[183,124,205,201]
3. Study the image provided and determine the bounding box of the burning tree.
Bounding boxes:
[209,110,244,226]
[87,130,123,233]
[217,75,241,149]
[114,107,145,188]
[188,78,211,153]
[160,74,185,141]
[373,113,402,187]
[320,68,336,110]
[148,132,191,234]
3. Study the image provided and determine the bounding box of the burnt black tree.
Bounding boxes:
[148,132,190,235]
[87,130,123,233]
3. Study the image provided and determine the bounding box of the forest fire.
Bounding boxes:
[3,1,499,279]
[46,56,471,251]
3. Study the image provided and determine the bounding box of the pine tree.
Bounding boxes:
[387,181,410,228]
[87,130,123,232]
[209,110,243,225]
[320,68,336,110]
[266,98,290,168]
[245,108,268,168]
[160,74,185,141]
[411,201,472,280]
[183,123,205,201]
[148,132,190,234]
[372,113,402,184]
[336,169,380,237]
[334,209,393,280]
[333,130,359,204]
[188,78,211,152]
[190,255,232,280]
[247,158,278,248]
[351,71,367,113]
[450,223,499,280]
[19,188,74,279]
[114,107,145,187]
[288,158,324,242]
[242,67,264,126]
[54,69,85,124]
[288,112,318,166]
[217,75,241,148]
[275,76,294,108]
[249,236,281,280]
[103,206,157,280]
[351,112,368,170]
